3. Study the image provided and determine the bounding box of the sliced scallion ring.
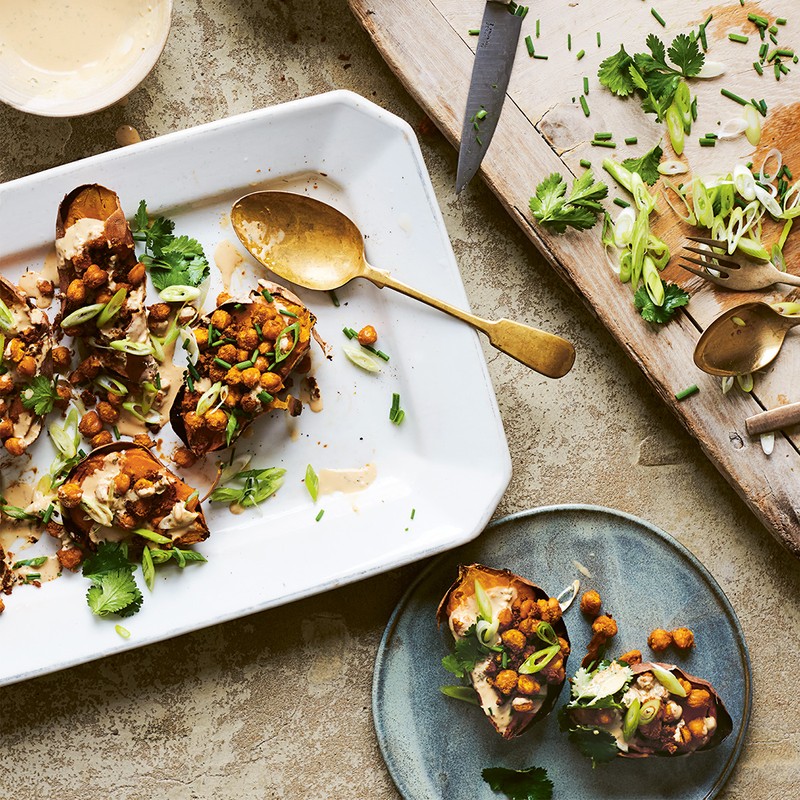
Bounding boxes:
[518,645,559,675]
[134,527,172,545]
[96,288,127,327]
[475,617,500,647]
[639,698,661,724]
[535,620,559,646]
[439,686,479,705]
[651,665,687,697]
[196,381,222,415]
[622,697,641,740]
[760,432,775,455]
[110,338,153,357]
[0,298,15,331]
[342,344,381,373]
[159,285,201,303]
[95,375,129,396]
[696,60,727,78]
[178,328,200,364]
[150,335,165,363]
[473,579,494,622]
[657,159,688,176]
[61,303,105,329]
[81,496,114,527]
[49,420,77,459]
[736,373,754,392]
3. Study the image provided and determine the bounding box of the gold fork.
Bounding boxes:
[679,236,800,291]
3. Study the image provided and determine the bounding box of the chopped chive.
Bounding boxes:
[591,139,616,148]
[476,135,483,145]
[775,61,782,79]
[476,109,488,120]
[251,348,259,362]
[748,13,769,27]
[25,573,41,582]
[651,8,666,27]
[533,53,548,60]
[785,166,793,180]
[594,132,613,140]
[343,326,357,339]
[769,25,779,35]
[468,28,480,36]
[704,132,718,139]
[580,158,592,168]
[280,309,299,319]
[579,95,590,117]
[675,384,699,401]
[576,49,585,60]
[363,345,390,361]
[700,26,708,50]
[253,322,263,340]
[328,289,340,307]
[315,509,325,522]
[411,508,416,520]
[187,360,200,381]
[728,33,749,44]
[759,42,768,60]
[525,35,535,56]
[779,61,789,74]
[567,33,572,51]
[234,360,253,370]
[113,425,120,440]
[770,33,778,44]
[720,88,748,105]
[214,357,232,369]
[535,19,540,37]
[390,393,400,415]
[258,391,273,404]
[261,289,274,302]
[583,76,589,94]
[759,98,768,114]
[691,96,698,120]
[754,61,764,74]
[42,504,54,524]
[624,136,638,144]
[777,18,787,25]
[613,198,630,208]
[699,137,716,147]
[596,31,601,47]
[795,55,799,64]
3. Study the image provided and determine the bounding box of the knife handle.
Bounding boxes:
[745,401,800,435]
[362,265,576,378]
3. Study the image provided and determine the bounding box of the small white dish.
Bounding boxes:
[0,0,172,117]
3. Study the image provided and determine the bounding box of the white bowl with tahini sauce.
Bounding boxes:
[0,0,172,117]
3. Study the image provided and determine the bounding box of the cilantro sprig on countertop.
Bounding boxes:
[530,170,608,233]
[598,33,704,120]
[622,143,663,186]
[20,375,59,417]
[441,626,485,679]
[482,766,554,800]
[634,283,690,324]
[131,201,210,291]
[83,542,143,618]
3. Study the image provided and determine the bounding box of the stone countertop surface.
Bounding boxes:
[0,1,798,798]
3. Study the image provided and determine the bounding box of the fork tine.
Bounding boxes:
[687,235,728,249]
[682,246,741,269]
[681,254,730,278]
[677,262,709,279]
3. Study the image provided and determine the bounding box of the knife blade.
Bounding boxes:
[456,2,524,193]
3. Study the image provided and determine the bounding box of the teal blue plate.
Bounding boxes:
[372,505,751,800]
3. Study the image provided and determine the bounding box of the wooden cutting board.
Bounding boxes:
[349,0,800,554]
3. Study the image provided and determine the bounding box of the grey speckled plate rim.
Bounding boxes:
[371,504,753,800]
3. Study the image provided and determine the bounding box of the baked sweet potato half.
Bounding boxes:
[437,564,570,739]
[58,442,209,551]
[0,275,54,458]
[56,184,153,381]
[562,658,733,763]
[170,280,316,455]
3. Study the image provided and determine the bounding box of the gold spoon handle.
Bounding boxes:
[362,265,575,378]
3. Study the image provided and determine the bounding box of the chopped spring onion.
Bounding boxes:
[596,31,601,47]
[567,33,572,51]
[744,104,762,145]
[728,33,749,44]
[468,28,479,36]
[61,303,105,328]
[614,198,630,208]
[675,384,699,401]
[440,686,479,705]
[754,61,764,75]
[134,527,172,545]
[736,373,754,392]
[196,381,223,415]
[721,88,748,106]
[721,376,734,395]
[651,8,666,27]
[474,579,494,622]
[699,137,716,147]
[95,374,129,396]
[97,288,128,327]
[666,105,685,155]
[0,298,14,331]
[613,207,636,247]
[583,77,589,94]
[159,285,201,303]
[110,338,153,356]
[579,95,590,117]
[518,645,560,674]
[576,49,585,60]
[591,139,616,148]
[624,136,638,145]
[525,35,534,57]
[115,625,131,639]
[652,665,687,697]
[594,132,613,141]
[657,159,688,175]
[760,432,775,456]
[580,158,591,168]
[697,60,727,78]
[342,344,381,373]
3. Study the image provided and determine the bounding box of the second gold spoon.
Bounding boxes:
[231,192,575,379]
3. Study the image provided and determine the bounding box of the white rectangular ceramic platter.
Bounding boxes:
[0,91,511,686]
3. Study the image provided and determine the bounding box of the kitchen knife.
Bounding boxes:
[456,1,526,193]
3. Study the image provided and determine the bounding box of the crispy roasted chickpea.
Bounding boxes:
[205,409,227,431]
[519,598,534,618]
[538,597,562,623]
[236,348,250,364]
[66,279,86,305]
[619,649,642,666]
[52,346,72,372]
[250,303,271,324]
[57,482,83,508]
[687,718,708,739]
[46,520,65,540]
[224,367,243,386]
[216,291,232,306]
[257,341,273,355]
[17,353,40,376]
[224,386,242,408]
[680,725,693,744]
[672,627,695,650]
[357,325,378,346]
[55,384,72,408]
[90,431,113,448]
[148,303,171,322]
[210,309,232,331]
[84,264,109,289]
[580,589,602,617]
[647,628,673,652]
[241,394,260,414]
[185,411,203,431]
[259,372,282,392]
[592,615,618,639]
[0,419,12,438]
[95,290,114,306]
[128,262,146,286]
[172,447,196,468]
[0,375,13,395]
[6,338,24,363]
[496,607,513,630]
[500,628,527,653]
[80,390,96,407]
[37,279,55,297]
[133,434,155,449]
[96,401,119,424]
[558,636,571,656]
[132,498,150,518]
[106,390,123,408]
[78,410,103,437]
[113,472,131,494]
[518,617,540,638]
[516,674,541,696]
[117,512,137,529]
[208,364,226,382]
[217,343,237,364]
[687,688,711,708]
[241,367,261,389]
[493,669,518,696]
[133,478,154,497]
[56,547,83,571]
[261,319,285,340]
[237,328,259,350]
[194,328,209,350]
[254,356,269,373]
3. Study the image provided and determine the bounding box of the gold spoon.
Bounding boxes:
[694,301,800,376]
[231,192,575,378]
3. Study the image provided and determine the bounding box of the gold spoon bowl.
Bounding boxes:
[231,191,575,379]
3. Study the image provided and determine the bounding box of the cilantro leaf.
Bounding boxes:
[83,541,132,579]
[20,375,59,416]
[598,45,635,96]
[209,466,285,508]
[482,766,553,800]
[622,144,663,186]
[441,633,484,679]
[634,282,690,324]
[668,33,704,77]
[567,726,620,765]
[530,171,607,234]
[645,33,668,68]
[86,569,143,617]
